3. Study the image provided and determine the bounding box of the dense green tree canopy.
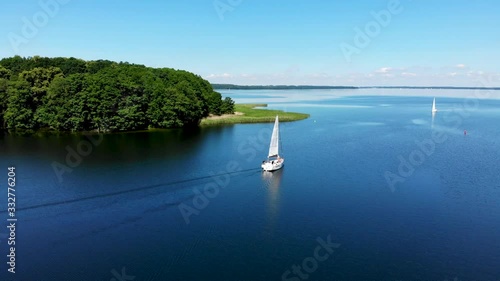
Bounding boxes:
[0,56,234,132]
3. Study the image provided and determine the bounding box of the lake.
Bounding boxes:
[1,88,500,281]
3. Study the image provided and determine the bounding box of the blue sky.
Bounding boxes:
[1,0,499,86]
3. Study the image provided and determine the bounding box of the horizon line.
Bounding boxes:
[211,84,500,90]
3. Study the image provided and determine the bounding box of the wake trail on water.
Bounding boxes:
[2,168,262,213]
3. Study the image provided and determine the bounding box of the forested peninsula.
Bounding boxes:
[0,56,234,133]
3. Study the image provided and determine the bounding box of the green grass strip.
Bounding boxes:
[200,104,310,126]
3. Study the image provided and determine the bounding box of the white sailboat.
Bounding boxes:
[432,97,438,113]
[261,116,284,172]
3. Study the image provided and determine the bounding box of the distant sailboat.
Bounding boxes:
[261,116,284,172]
[432,97,438,113]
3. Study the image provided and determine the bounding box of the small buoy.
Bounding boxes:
[464,130,467,136]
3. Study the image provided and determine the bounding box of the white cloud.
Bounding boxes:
[401,72,417,77]
[375,67,392,73]
[203,66,500,87]
[206,73,233,79]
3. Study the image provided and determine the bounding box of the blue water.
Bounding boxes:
[1,89,500,280]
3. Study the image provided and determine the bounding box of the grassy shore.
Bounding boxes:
[200,104,309,126]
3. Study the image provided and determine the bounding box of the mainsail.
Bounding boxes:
[432,98,437,112]
[268,116,279,157]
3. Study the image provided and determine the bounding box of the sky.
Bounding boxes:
[1,0,500,86]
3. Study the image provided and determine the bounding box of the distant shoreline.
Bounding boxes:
[212,84,500,91]
[200,104,309,126]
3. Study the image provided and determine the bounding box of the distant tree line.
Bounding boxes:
[0,56,234,132]
[359,86,500,90]
[212,84,500,91]
[211,84,358,90]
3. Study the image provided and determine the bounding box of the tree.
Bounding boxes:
[0,56,235,132]
[17,67,64,128]
[221,96,235,114]
[4,80,36,129]
[37,74,87,131]
[0,65,11,80]
[0,56,25,75]
[0,78,8,128]
[148,87,183,128]
[85,60,115,74]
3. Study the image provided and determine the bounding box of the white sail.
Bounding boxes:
[261,115,284,171]
[432,98,437,113]
[268,116,279,157]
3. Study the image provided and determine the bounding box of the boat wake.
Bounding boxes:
[1,168,262,213]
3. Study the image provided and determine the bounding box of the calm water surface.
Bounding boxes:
[1,89,500,281]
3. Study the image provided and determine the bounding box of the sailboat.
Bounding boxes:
[432,97,438,113]
[261,115,284,172]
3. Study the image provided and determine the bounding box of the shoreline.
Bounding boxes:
[1,104,309,135]
[212,84,500,90]
[200,104,310,126]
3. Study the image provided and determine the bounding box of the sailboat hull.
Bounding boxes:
[261,158,284,172]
